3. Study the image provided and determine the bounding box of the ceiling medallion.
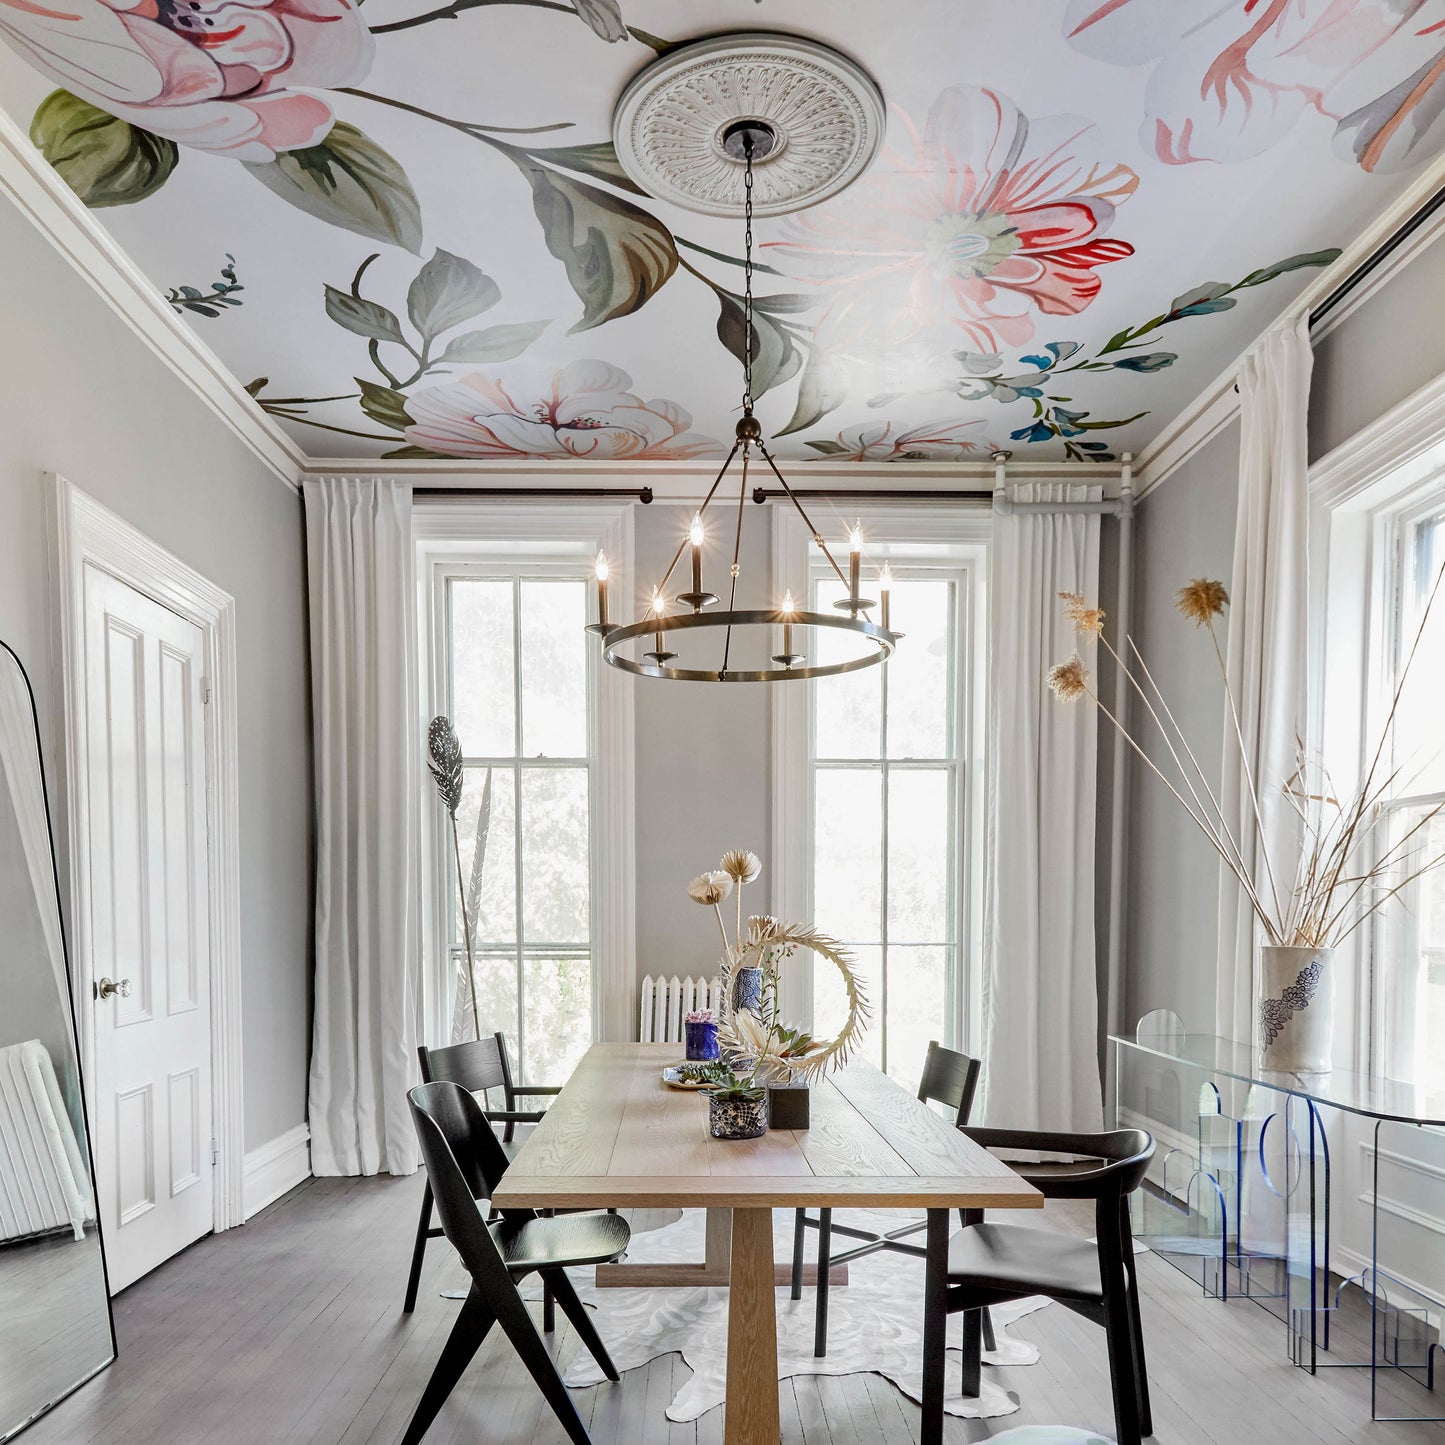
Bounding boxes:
[611,32,886,218]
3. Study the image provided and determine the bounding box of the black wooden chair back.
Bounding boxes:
[419,1034,510,1096]
[917,1041,982,1125]
[409,1080,516,1221]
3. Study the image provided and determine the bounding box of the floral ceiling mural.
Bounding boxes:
[2,0,1443,464]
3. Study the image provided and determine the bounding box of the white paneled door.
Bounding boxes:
[82,565,213,1292]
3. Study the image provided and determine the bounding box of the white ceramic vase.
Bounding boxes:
[1257,945,1335,1073]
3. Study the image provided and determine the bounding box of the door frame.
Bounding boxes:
[47,474,245,1235]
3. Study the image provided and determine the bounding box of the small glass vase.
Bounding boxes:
[708,1090,768,1140]
[684,1019,719,1061]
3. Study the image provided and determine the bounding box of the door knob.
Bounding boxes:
[96,977,131,1000]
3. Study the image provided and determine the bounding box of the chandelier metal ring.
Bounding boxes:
[599,609,895,683]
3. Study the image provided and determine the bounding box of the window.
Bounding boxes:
[440,564,595,1084]
[417,501,634,1070]
[1375,503,1445,1092]
[774,508,986,1095]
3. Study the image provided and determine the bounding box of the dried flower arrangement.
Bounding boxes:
[1049,575,1445,950]
[685,850,869,1096]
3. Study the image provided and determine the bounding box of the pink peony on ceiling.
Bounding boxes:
[2,0,1443,465]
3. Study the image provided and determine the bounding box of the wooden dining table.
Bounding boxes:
[491,1043,1043,1445]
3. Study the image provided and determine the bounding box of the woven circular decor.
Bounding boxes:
[612,32,886,217]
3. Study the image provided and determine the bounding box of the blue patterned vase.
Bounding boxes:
[731,966,764,1015]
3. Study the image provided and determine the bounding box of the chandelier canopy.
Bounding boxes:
[588,36,898,685]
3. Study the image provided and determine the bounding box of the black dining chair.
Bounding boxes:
[403,1034,561,1313]
[790,1041,983,1357]
[922,1126,1156,1445]
[401,1081,630,1445]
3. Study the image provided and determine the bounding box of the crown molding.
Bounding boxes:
[1134,151,1445,501]
[300,455,1117,492]
[0,108,304,492]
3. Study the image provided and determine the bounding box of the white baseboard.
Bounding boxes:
[242,1123,311,1220]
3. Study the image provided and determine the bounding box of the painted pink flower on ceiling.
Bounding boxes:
[0,0,372,161]
[763,85,1138,356]
[816,419,999,464]
[404,362,716,461]
[1064,0,1445,172]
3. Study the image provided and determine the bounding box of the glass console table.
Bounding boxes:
[1113,1021,1445,1422]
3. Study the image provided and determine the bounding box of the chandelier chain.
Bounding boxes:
[742,134,755,414]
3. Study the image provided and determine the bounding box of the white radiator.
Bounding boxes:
[0,1039,93,1243]
[638,974,724,1044]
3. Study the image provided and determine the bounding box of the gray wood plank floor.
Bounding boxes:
[19,1173,1445,1444]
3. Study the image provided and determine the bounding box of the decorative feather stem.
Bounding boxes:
[428,716,483,1042]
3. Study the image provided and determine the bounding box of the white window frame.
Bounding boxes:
[413,500,636,1052]
[1312,414,1445,1077]
[771,503,990,1057]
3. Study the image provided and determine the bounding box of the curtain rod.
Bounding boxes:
[1309,183,1445,331]
[413,486,656,502]
[748,488,993,504]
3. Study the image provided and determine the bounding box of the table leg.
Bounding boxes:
[921,1207,949,1445]
[706,1206,733,1275]
[725,1207,780,1445]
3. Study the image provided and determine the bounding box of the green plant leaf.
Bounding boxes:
[246,123,422,253]
[356,378,414,432]
[1238,249,1343,288]
[325,285,406,344]
[382,444,449,459]
[806,439,848,456]
[526,141,646,196]
[30,90,177,208]
[436,320,550,364]
[1077,410,1148,431]
[715,290,802,397]
[406,250,500,342]
[777,348,848,436]
[517,160,677,331]
[749,292,819,316]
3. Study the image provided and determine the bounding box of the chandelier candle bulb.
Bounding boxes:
[849,523,862,608]
[690,513,704,605]
[782,590,794,660]
[596,550,609,628]
[879,565,892,632]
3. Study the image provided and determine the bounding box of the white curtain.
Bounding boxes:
[304,478,421,1177]
[982,482,1103,1133]
[1216,318,1313,1045]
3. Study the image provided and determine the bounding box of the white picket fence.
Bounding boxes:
[638,974,724,1044]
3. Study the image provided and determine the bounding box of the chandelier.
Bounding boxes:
[587,35,897,684]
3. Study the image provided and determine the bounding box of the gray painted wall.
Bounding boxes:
[1310,232,1445,459]
[1123,422,1240,1033]
[631,503,773,984]
[0,194,313,1153]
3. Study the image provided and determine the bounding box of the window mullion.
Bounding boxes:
[511,575,526,1077]
[880,646,890,1077]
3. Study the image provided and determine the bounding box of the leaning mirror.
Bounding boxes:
[0,641,114,1439]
